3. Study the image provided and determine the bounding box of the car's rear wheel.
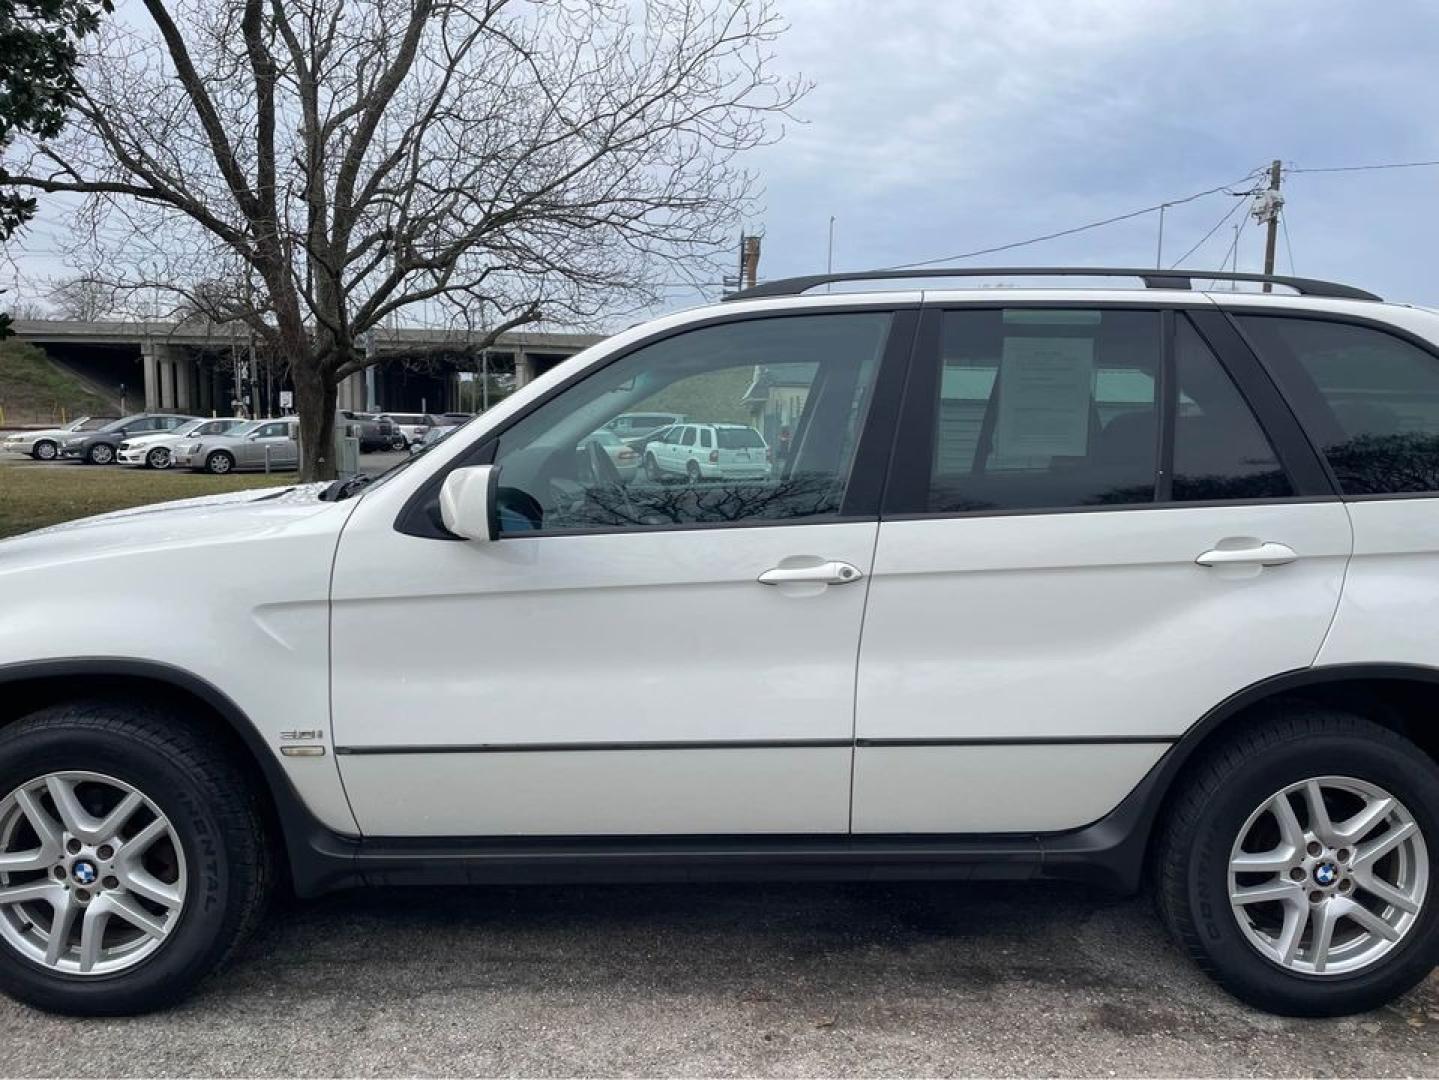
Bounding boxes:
[86,443,114,465]
[686,459,702,484]
[0,702,272,1015]
[205,451,234,475]
[1157,709,1439,1016]
[644,453,661,482]
[145,447,171,470]
[31,440,57,461]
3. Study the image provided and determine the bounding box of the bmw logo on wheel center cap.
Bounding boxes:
[71,861,97,886]
[1314,862,1339,887]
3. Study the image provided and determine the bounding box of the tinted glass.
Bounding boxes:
[718,428,765,449]
[1238,315,1439,495]
[1171,320,1291,500]
[929,309,1161,512]
[680,427,697,447]
[492,313,890,533]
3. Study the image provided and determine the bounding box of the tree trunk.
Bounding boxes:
[293,362,338,481]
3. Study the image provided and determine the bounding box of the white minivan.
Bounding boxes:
[2,266,1439,1018]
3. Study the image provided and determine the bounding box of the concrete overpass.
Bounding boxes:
[9,319,604,417]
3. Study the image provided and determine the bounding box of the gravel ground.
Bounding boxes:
[1,881,1435,1077]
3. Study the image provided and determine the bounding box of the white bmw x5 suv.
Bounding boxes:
[2,266,1438,1017]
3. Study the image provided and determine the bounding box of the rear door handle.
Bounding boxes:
[758,560,864,586]
[1195,541,1298,567]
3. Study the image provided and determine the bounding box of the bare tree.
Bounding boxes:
[47,275,113,320]
[3,0,804,479]
[0,294,50,320]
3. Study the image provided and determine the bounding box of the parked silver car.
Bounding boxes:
[172,417,300,474]
[1,416,119,460]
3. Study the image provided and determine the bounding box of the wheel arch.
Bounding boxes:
[1045,663,1439,892]
[0,657,335,894]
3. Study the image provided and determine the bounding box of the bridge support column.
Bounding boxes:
[142,342,161,411]
[515,352,535,388]
[176,357,194,411]
[160,358,176,410]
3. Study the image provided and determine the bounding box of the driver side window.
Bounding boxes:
[491,313,893,534]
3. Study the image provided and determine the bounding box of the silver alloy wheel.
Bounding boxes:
[33,441,57,461]
[90,443,114,464]
[147,446,171,469]
[0,772,187,976]
[1229,776,1428,976]
[208,451,232,474]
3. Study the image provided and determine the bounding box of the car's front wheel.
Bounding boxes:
[86,443,114,465]
[31,440,57,461]
[1157,709,1438,1016]
[205,451,234,475]
[146,447,171,470]
[0,702,272,1015]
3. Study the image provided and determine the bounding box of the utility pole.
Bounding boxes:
[1254,159,1284,292]
[741,234,761,290]
[1155,203,1168,269]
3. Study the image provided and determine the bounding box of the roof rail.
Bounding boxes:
[724,267,1381,303]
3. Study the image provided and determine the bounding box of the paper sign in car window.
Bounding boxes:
[991,336,1095,465]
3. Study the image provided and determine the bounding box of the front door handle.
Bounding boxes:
[1196,541,1298,568]
[758,560,864,586]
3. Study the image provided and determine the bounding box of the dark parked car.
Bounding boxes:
[336,410,398,452]
[59,413,195,465]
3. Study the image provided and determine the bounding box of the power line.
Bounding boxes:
[1288,158,1439,174]
[1167,192,1251,269]
[878,169,1264,271]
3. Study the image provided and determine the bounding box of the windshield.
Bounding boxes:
[99,415,144,433]
[172,420,205,437]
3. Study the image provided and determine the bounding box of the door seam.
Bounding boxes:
[1311,500,1356,665]
[848,521,882,833]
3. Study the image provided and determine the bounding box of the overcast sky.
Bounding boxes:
[6,0,1439,321]
[730,0,1439,308]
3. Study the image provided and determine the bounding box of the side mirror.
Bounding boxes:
[439,464,498,542]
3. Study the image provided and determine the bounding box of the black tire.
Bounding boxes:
[205,450,234,475]
[86,443,114,465]
[0,701,272,1015]
[1156,708,1439,1016]
[686,459,701,484]
[644,453,661,482]
[146,447,171,470]
[31,440,57,461]
[390,434,406,452]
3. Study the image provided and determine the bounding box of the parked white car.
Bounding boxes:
[642,422,771,483]
[3,266,1439,1019]
[117,417,246,469]
[1,416,118,460]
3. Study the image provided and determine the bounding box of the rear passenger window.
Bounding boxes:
[930,309,1160,512]
[1237,315,1439,496]
[926,309,1291,513]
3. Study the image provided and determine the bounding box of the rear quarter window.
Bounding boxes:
[1237,315,1439,496]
